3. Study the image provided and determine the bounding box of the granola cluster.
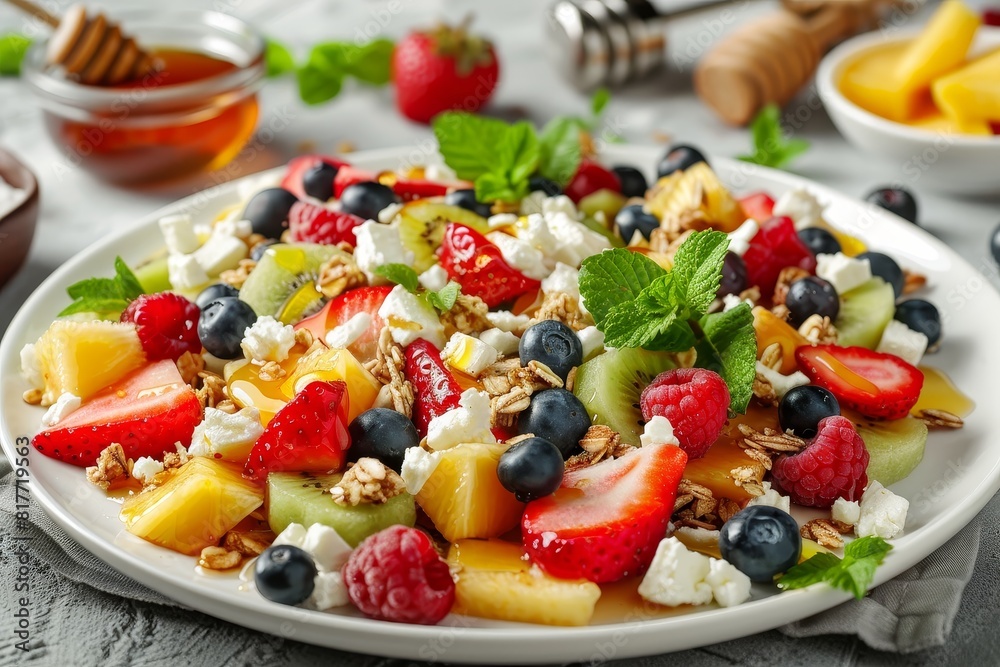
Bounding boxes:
[199,530,273,571]
[480,358,564,428]
[672,479,741,530]
[530,292,593,331]
[365,327,415,418]
[800,518,853,549]
[317,254,367,299]
[440,294,493,336]
[330,457,406,506]
[85,443,132,490]
[566,425,633,470]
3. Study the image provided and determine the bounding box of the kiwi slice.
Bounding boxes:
[267,471,416,546]
[398,201,489,272]
[134,256,172,294]
[853,415,928,486]
[572,347,676,446]
[836,277,895,349]
[239,243,345,324]
[578,189,627,221]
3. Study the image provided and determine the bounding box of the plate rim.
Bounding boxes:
[3,145,999,663]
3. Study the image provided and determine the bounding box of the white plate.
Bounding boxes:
[2,146,998,664]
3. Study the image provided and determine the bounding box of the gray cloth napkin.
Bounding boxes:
[0,457,988,667]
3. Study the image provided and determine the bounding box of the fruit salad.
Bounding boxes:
[19,113,974,627]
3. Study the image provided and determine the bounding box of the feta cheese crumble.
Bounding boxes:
[831,498,861,526]
[747,481,791,514]
[242,316,296,365]
[816,252,872,295]
[487,231,550,280]
[425,389,496,451]
[876,320,928,367]
[401,446,444,495]
[541,262,580,298]
[189,406,264,461]
[19,343,43,390]
[158,214,201,255]
[486,310,531,333]
[325,312,372,349]
[856,481,908,539]
[418,264,449,292]
[353,221,415,285]
[638,537,750,608]
[377,202,404,224]
[167,253,209,290]
[272,523,352,610]
[755,362,810,399]
[773,188,824,230]
[377,284,445,348]
[640,416,680,448]
[577,325,605,360]
[441,332,500,377]
[727,219,759,256]
[478,328,520,357]
[40,392,81,427]
[132,457,164,485]
[194,233,248,276]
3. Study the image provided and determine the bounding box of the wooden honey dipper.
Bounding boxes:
[4,0,157,85]
[694,1,884,126]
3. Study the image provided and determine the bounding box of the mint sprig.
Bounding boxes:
[374,263,461,312]
[265,39,295,78]
[579,230,757,413]
[778,536,893,599]
[296,39,394,105]
[60,257,145,317]
[737,104,810,169]
[0,34,31,76]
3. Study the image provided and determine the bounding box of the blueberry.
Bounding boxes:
[717,251,748,297]
[615,204,659,243]
[250,240,278,262]
[517,388,591,458]
[894,299,941,347]
[785,276,839,327]
[656,144,707,179]
[778,385,840,438]
[797,227,841,256]
[444,188,492,218]
[195,283,239,310]
[858,251,904,298]
[302,162,339,201]
[243,187,299,239]
[991,222,1000,266]
[254,545,317,605]
[198,296,257,359]
[519,320,583,381]
[611,165,648,198]
[529,176,562,196]
[865,186,918,225]
[347,408,420,472]
[497,437,564,502]
[719,506,802,583]
[339,182,401,221]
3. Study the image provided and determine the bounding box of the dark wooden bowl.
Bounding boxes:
[0,148,39,288]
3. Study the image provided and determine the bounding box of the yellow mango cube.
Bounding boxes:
[280,346,380,423]
[895,0,980,91]
[932,48,1000,124]
[839,42,926,122]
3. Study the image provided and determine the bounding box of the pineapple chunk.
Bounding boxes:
[280,347,380,423]
[932,48,1000,124]
[753,306,808,375]
[34,320,145,404]
[120,457,263,556]
[416,443,524,542]
[895,0,980,92]
[646,163,744,233]
[448,539,601,626]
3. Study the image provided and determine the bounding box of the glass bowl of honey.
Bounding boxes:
[22,10,264,184]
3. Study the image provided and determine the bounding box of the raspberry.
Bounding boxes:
[771,415,869,508]
[639,368,730,459]
[342,525,455,624]
[742,215,816,297]
[120,293,201,361]
[287,200,365,246]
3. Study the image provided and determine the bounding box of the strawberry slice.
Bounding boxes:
[522,443,687,584]
[564,159,622,203]
[281,155,349,200]
[244,380,351,481]
[739,192,775,221]
[287,201,366,246]
[33,360,201,467]
[742,215,816,297]
[392,178,474,201]
[795,344,924,420]
[437,223,541,307]
[334,166,380,198]
[404,338,461,438]
[294,286,393,361]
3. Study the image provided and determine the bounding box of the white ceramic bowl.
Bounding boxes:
[816,28,1000,196]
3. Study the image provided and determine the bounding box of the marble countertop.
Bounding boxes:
[1,0,998,664]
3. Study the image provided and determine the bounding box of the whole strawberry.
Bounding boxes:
[393,20,500,124]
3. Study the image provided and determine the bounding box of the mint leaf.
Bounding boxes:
[427,281,461,312]
[296,39,394,105]
[433,112,511,181]
[693,303,756,413]
[591,87,611,117]
[475,171,525,204]
[297,58,343,105]
[737,104,811,169]
[778,537,892,599]
[60,256,145,318]
[537,117,583,187]
[265,39,295,77]
[375,263,419,293]
[0,34,31,76]
[579,249,666,327]
[670,229,729,316]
